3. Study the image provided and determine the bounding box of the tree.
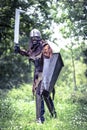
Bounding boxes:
[83,48,87,77]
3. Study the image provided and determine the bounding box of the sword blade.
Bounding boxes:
[14,9,20,44]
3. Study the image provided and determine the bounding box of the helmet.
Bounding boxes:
[30,29,41,38]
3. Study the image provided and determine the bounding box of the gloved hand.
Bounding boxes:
[14,44,20,53]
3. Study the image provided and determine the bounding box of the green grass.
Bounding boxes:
[0,84,87,130]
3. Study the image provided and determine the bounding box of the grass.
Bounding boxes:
[0,84,87,130]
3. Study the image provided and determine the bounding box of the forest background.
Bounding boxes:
[0,0,87,130]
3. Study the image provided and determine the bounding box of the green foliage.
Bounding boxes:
[0,53,32,89]
[0,84,87,130]
[59,48,87,91]
[56,0,87,39]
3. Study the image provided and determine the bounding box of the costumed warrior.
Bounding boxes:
[14,29,57,123]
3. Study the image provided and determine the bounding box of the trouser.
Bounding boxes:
[42,90,57,118]
[36,83,45,122]
[36,84,56,122]
[36,93,45,122]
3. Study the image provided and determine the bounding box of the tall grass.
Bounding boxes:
[0,84,87,130]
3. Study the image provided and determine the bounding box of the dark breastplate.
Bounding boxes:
[31,43,43,57]
[30,43,43,72]
[34,55,43,72]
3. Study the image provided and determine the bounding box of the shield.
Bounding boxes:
[41,53,64,93]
